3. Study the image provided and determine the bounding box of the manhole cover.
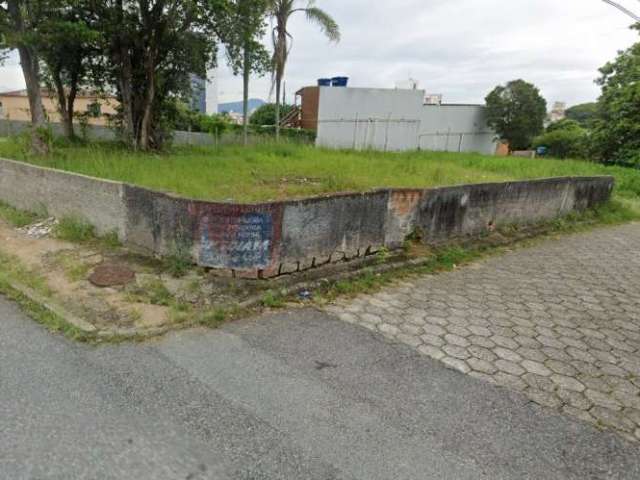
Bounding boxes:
[89,263,135,287]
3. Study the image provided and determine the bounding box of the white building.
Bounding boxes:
[205,67,218,116]
[548,101,567,124]
[295,86,497,155]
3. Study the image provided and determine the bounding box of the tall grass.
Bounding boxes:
[1,137,639,203]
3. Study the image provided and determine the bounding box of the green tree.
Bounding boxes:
[485,79,547,151]
[546,119,583,133]
[93,0,230,150]
[565,102,598,128]
[225,0,270,145]
[250,102,294,126]
[38,2,102,139]
[268,0,340,139]
[0,0,52,154]
[591,24,640,166]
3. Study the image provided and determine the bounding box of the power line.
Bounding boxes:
[602,0,640,21]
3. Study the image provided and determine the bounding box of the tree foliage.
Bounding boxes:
[533,119,589,159]
[38,1,102,139]
[90,0,231,150]
[168,102,235,135]
[250,102,294,126]
[2,0,332,152]
[591,24,640,166]
[485,79,547,151]
[0,0,53,153]
[565,102,598,128]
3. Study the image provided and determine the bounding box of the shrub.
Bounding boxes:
[253,125,316,143]
[534,122,589,159]
[249,103,295,126]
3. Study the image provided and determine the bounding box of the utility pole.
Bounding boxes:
[602,0,640,21]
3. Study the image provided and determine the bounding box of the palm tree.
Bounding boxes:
[268,0,340,139]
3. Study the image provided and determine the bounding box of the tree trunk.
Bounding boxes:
[139,50,157,151]
[8,0,49,154]
[18,47,49,155]
[67,85,78,139]
[114,0,136,148]
[275,78,281,141]
[242,46,250,146]
[118,44,137,148]
[52,69,77,139]
[273,21,288,142]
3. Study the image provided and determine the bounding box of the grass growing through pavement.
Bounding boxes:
[2,138,640,203]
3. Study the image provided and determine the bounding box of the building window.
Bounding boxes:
[0,101,4,118]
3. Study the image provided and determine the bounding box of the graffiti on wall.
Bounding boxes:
[189,203,283,271]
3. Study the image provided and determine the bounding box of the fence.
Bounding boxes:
[0,119,316,147]
[418,130,497,154]
[316,117,421,151]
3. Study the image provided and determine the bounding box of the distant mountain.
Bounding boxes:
[218,98,265,114]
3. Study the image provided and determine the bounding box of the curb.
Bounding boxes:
[6,281,98,334]
[237,256,433,309]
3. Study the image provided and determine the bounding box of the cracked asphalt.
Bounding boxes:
[327,223,640,443]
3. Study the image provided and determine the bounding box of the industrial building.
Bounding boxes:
[291,85,498,154]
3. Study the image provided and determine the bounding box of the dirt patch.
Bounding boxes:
[0,218,278,338]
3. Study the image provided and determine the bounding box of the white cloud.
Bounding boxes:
[2,0,638,105]
[218,0,640,106]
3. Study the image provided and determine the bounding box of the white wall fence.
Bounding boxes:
[418,131,496,155]
[316,118,420,151]
[314,87,498,154]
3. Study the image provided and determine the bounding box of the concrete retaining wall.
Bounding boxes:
[0,158,128,237]
[0,157,614,278]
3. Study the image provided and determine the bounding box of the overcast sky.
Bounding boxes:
[2,0,639,107]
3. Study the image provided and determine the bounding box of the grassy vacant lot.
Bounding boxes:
[1,137,639,203]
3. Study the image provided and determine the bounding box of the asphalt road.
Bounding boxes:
[1,296,639,480]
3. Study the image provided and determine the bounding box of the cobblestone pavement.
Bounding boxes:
[326,223,640,442]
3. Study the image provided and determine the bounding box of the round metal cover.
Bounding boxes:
[89,263,135,287]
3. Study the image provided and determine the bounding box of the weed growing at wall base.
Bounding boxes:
[54,216,96,242]
[0,200,45,227]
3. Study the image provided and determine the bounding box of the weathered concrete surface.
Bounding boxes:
[0,158,127,237]
[280,191,389,268]
[417,177,613,242]
[2,297,639,479]
[327,222,640,443]
[0,157,614,277]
